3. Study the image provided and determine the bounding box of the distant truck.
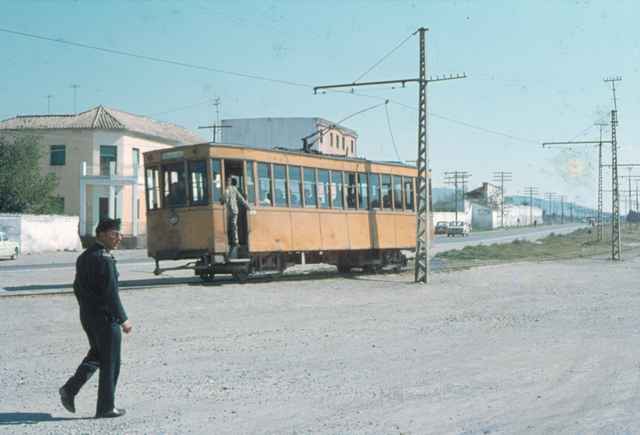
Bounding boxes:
[435,221,449,235]
[0,231,20,260]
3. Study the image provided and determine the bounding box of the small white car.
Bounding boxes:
[447,221,470,237]
[0,231,20,260]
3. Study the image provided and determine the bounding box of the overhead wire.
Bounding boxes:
[353,31,415,83]
[383,101,402,161]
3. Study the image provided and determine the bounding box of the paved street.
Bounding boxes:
[0,224,584,296]
[1,253,638,434]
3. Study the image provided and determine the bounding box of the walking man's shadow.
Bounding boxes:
[0,412,90,425]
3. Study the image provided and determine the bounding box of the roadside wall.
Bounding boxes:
[432,201,473,227]
[0,214,82,254]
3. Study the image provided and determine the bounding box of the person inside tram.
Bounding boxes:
[166,179,186,207]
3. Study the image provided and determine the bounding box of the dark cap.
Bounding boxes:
[95,218,121,235]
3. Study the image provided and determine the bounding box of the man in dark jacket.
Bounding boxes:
[59,218,133,418]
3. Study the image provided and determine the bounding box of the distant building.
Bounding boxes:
[0,106,203,246]
[220,117,358,157]
[466,182,543,229]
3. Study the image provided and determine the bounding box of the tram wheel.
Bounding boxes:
[232,270,249,284]
[337,264,351,273]
[199,272,215,283]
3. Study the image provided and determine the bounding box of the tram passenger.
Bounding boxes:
[223,177,251,249]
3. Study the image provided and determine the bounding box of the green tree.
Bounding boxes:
[0,134,59,213]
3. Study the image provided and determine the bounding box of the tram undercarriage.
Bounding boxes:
[152,248,410,283]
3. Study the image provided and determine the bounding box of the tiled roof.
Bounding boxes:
[0,105,204,145]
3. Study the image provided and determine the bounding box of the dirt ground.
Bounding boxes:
[1,255,639,434]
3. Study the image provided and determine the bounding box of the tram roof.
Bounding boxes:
[172,142,417,170]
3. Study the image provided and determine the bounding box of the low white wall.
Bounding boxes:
[0,214,82,254]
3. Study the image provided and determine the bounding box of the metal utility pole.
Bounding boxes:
[493,171,512,228]
[444,171,471,222]
[523,186,539,225]
[70,84,79,115]
[545,192,556,224]
[314,27,466,284]
[199,98,230,143]
[559,195,566,224]
[595,122,608,240]
[46,94,54,114]
[605,76,622,260]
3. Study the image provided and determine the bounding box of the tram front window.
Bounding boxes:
[163,163,187,208]
[189,160,208,205]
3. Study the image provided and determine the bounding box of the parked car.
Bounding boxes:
[435,221,449,235]
[447,221,470,237]
[0,231,20,260]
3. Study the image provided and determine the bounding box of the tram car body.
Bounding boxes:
[144,143,425,282]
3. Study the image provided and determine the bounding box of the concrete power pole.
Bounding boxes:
[493,171,512,228]
[545,192,556,224]
[523,186,539,225]
[444,171,471,222]
[313,28,466,284]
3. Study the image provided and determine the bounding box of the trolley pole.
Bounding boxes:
[313,27,465,284]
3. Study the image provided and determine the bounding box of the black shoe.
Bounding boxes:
[59,386,75,413]
[95,408,126,419]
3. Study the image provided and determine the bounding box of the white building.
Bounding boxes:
[220,117,358,157]
[0,106,203,246]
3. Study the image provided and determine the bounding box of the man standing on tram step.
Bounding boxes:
[59,218,133,419]
[223,177,252,250]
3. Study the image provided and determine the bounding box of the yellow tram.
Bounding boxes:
[144,143,422,282]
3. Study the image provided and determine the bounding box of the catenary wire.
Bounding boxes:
[384,101,402,161]
[353,31,415,83]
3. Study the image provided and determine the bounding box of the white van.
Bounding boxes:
[0,231,20,260]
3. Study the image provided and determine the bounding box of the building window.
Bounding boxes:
[381,175,392,209]
[342,136,345,150]
[211,159,223,203]
[288,166,302,208]
[318,170,330,208]
[132,148,140,174]
[351,140,355,155]
[245,161,256,205]
[303,168,317,208]
[258,163,273,206]
[357,173,368,209]
[331,171,343,209]
[50,145,66,166]
[273,164,288,207]
[100,145,118,175]
[188,160,208,206]
[163,162,187,208]
[330,133,334,147]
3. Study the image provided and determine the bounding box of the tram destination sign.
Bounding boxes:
[161,150,184,161]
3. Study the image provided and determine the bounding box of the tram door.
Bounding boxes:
[223,160,249,253]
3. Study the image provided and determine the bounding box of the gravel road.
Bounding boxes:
[1,255,639,434]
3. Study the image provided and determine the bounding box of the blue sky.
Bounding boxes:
[2,0,639,210]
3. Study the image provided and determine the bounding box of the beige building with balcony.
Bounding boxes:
[0,106,203,246]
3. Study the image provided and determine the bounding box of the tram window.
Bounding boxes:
[163,163,187,208]
[357,173,369,210]
[188,161,208,206]
[331,171,344,209]
[258,163,273,206]
[369,173,381,209]
[211,159,223,203]
[393,175,403,210]
[273,164,288,207]
[381,175,392,209]
[404,177,415,211]
[346,172,357,209]
[145,167,161,210]
[318,170,330,208]
[303,168,317,208]
[245,160,256,205]
[288,166,302,208]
